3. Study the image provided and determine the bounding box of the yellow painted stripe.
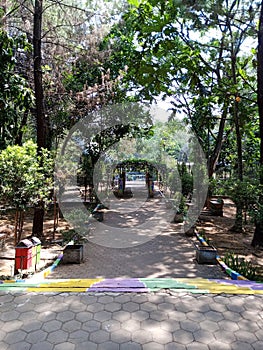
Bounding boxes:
[38,278,103,288]
[27,288,88,293]
[253,290,263,295]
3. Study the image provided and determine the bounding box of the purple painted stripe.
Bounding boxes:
[87,278,147,292]
[249,285,263,290]
[88,287,148,293]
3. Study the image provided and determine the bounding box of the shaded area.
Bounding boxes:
[47,232,228,280]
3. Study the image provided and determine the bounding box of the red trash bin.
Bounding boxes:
[15,239,33,270]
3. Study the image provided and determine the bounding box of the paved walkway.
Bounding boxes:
[45,233,227,280]
[0,291,263,349]
[48,182,227,280]
[1,184,263,348]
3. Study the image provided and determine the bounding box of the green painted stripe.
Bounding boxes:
[0,286,27,292]
[0,283,41,288]
[141,278,197,290]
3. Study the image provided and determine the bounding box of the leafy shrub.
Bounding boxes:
[223,251,259,280]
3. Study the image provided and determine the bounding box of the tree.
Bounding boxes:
[0,141,53,244]
[252,0,263,246]
[2,0,130,237]
[105,0,260,231]
[0,29,34,149]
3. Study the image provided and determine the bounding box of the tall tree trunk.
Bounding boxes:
[252,0,263,246]
[231,96,243,232]
[32,0,45,238]
[33,0,46,150]
[207,102,228,179]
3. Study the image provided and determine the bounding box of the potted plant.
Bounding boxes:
[61,209,89,264]
[173,196,187,223]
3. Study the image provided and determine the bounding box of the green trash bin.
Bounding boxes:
[30,237,41,268]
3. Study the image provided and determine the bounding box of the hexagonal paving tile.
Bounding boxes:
[180,319,200,332]
[111,329,132,344]
[141,318,162,332]
[234,329,257,343]
[31,341,53,350]
[97,341,120,350]
[5,341,31,350]
[18,311,38,322]
[62,319,82,332]
[186,311,206,322]
[152,329,172,345]
[150,310,167,322]
[193,329,215,344]
[47,330,69,344]
[165,342,186,350]
[214,329,236,344]
[82,320,101,333]
[75,311,93,322]
[4,329,27,345]
[105,302,122,313]
[209,340,231,350]
[205,311,224,322]
[87,303,104,313]
[186,342,209,350]
[42,320,62,333]
[98,295,114,304]
[26,330,48,344]
[218,319,240,332]
[143,341,165,350]
[120,341,141,349]
[157,302,175,312]
[2,320,23,333]
[21,319,43,332]
[121,319,141,332]
[102,319,121,332]
[114,295,131,304]
[0,310,20,322]
[0,341,8,350]
[223,311,242,322]
[161,319,180,332]
[38,311,57,322]
[172,329,194,345]
[123,302,140,313]
[68,329,90,343]
[140,302,158,312]
[132,329,153,344]
[94,310,112,322]
[90,330,110,343]
[167,310,187,321]
[54,342,75,350]
[0,294,15,303]
[199,319,220,332]
[75,341,97,350]
[113,310,131,322]
[56,311,75,322]
[131,310,149,322]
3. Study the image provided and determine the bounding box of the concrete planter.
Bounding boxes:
[209,199,224,216]
[195,245,217,264]
[63,244,84,264]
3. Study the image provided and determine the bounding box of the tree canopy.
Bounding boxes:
[1,0,263,245]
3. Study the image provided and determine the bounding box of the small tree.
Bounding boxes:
[0,140,53,244]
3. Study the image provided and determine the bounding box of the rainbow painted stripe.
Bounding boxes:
[0,277,263,294]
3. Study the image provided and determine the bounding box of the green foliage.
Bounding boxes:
[177,162,193,197]
[0,141,53,209]
[216,177,259,211]
[223,251,259,281]
[0,30,34,149]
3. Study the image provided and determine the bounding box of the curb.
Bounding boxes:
[195,231,248,281]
